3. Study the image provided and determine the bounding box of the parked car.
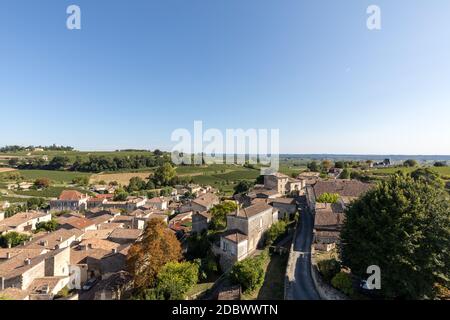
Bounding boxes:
[82,278,99,291]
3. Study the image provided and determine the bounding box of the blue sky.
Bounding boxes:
[1,0,449,154]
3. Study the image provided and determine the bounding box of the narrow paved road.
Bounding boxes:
[292,198,320,300]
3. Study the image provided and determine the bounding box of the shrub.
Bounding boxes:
[230,251,269,294]
[331,272,354,297]
[316,193,340,204]
[317,258,341,282]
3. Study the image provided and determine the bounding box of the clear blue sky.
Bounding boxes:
[1,0,449,154]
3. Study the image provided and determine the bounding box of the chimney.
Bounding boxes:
[24,258,31,265]
[59,236,63,242]
[112,248,118,254]
[6,252,11,259]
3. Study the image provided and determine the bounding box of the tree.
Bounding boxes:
[114,188,129,201]
[233,181,254,195]
[340,174,450,299]
[255,175,265,185]
[403,159,418,167]
[339,168,351,180]
[230,251,269,294]
[0,232,31,248]
[8,158,18,167]
[34,178,50,189]
[210,201,238,230]
[316,193,340,204]
[318,258,342,282]
[335,161,346,169]
[321,160,333,171]
[331,272,354,297]
[411,168,444,188]
[265,221,287,246]
[307,161,320,172]
[49,156,70,170]
[152,163,176,187]
[26,198,48,210]
[72,176,89,186]
[35,219,59,233]
[127,177,146,192]
[127,219,182,289]
[434,161,447,167]
[154,261,199,300]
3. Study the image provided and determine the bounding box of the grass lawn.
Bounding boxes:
[0,196,27,203]
[0,170,91,184]
[242,252,289,300]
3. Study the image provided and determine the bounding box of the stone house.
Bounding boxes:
[192,212,211,234]
[264,173,302,195]
[215,203,279,270]
[50,190,90,212]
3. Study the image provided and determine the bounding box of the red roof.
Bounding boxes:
[59,190,87,201]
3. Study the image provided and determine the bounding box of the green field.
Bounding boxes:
[12,186,89,198]
[0,170,91,184]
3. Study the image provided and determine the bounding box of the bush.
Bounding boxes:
[230,251,269,294]
[316,193,340,204]
[317,259,341,283]
[331,272,354,296]
[265,221,287,246]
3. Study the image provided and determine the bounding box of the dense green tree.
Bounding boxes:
[0,232,31,248]
[411,168,444,188]
[114,189,129,201]
[210,201,238,230]
[233,181,254,195]
[434,161,447,167]
[34,178,50,189]
[340,174,450,299]
[265,221,287,246]
[339,168,351,180]
[48,156,70,170]
[154,261,199,300]
[230,251,269,294]
[307,161,320,172]
[35,219,59,233]
[403,159,418,167]
[335,161,346,169]
[152,163,176,187]
[127,177,147,192]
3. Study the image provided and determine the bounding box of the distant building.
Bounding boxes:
[50,190,90,212]
[264,173,302,195]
